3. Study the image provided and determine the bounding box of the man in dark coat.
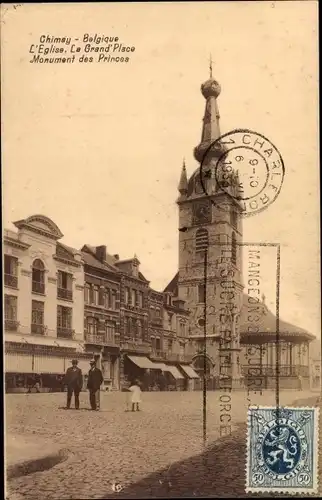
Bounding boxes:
[87,360,103,411]
[63,359,83,409]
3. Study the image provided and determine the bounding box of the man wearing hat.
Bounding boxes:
[87,359,103,411]
[63,359,83,410]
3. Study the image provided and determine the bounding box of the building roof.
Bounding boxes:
[164,273,315,342]
[81,246,120,273]
[164,273,179,294]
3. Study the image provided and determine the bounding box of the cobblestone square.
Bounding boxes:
[6,390,319,499]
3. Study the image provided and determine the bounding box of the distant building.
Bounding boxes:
[81,244,122,391]
[116,255,151,388]
[4,215,91,392]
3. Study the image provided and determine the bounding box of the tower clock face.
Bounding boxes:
[193,201,211,224]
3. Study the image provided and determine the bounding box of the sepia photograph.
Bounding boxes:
[1,1,320,498]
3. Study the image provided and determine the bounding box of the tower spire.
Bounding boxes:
[178,158,188,195]
[193,61,223,163]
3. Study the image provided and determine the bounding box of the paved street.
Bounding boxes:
[5,390,320,500]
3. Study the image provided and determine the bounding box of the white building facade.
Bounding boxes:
[4,214,92,392]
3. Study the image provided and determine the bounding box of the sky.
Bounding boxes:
[2,2,320,336]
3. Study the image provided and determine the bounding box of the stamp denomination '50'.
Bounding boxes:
[246,406,318,494]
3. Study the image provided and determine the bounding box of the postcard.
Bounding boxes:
[2,2,320,498]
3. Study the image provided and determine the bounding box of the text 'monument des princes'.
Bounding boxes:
[29,34,136,64]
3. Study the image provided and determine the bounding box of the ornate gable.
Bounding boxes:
[13,215,64,240]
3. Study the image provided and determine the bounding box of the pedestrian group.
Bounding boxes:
[63,359,142,412]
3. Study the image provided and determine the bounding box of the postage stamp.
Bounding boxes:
[199,129,285,217]
[246,406,319,494]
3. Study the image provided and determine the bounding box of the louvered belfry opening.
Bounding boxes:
[196,228,209,254]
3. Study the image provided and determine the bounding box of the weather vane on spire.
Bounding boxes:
[209,53,213,78]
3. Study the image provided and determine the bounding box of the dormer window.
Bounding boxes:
[32,259,45,295]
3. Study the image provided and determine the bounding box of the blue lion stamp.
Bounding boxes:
[246,406,319,494]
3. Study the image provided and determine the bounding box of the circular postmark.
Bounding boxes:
[199,129,285,217]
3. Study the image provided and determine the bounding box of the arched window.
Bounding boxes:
[133,319,138,339]
[110,290,119,310]
[137,319,142,338]
[193,355,212,378]
[126,317,132,336]
[198,284,205,303]
[89,285,94,304]
[179,321,186,337]
[105,288,110,309]
[93,286,99,305]
[84,284,90,304]
[232,232,237,265]
[196,228,209,254]
[32,259,45,294]
[105,320,115,341]
[98,287,105,306]
[86,317,98,335]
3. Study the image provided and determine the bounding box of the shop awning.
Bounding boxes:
[127,355,155,369]
[34,354,65,374]
[166,365,185,380]
[180,365,200,379]
[6,352,33,373]
[150,362,168,371]
[5,332,78,350]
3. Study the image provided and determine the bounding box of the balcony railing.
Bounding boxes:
[4,274,18,288]
[85,332,120,346]
[150,349,167,360]
[31,323,46,335]
[121,340,150,354]
[242,364,310,377]
[57,288,73,301]
[32,281,45,294]
[57,327,75,339]
[5,319,19,332]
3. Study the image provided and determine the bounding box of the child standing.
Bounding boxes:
[128,379,142,412]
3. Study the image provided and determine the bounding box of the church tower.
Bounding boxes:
[177,65,244,388]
